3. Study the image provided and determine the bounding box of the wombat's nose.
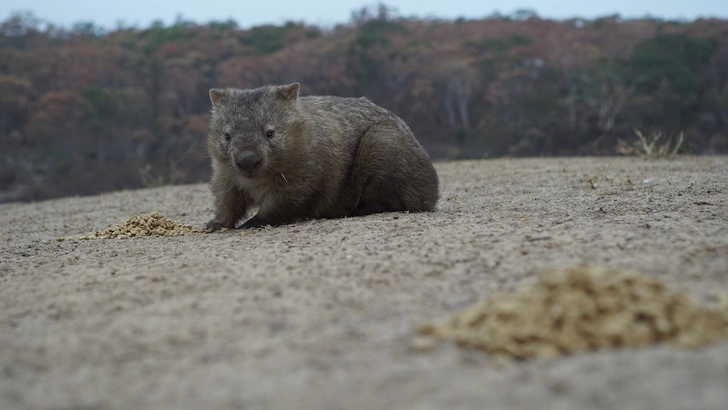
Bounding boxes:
[234,151,261,174]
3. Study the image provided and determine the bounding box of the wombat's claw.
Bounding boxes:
[241,216,266,229]
[205,219,225,231]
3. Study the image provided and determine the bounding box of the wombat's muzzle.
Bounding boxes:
[233,151,262,175]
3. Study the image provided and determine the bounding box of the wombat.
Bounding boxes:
[205,83,439,230]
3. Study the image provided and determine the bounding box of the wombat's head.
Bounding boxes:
[207,83,302,178]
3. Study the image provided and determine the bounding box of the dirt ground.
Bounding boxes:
[1,156,727,410]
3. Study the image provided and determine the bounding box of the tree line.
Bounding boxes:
[1,5,727,201]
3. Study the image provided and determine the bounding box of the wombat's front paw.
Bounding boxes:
[205,219,227,231]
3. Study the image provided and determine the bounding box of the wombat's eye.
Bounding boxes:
[224,133,231,141]
[266,130,275,138]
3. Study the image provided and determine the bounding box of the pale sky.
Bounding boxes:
[1,0,726,30]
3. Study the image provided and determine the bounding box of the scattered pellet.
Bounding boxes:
[62,212,206,240]
[419,266,728,360]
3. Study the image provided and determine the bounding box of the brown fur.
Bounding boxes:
[205,83,439,230]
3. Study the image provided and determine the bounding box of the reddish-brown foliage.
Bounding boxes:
[1,9,726,201]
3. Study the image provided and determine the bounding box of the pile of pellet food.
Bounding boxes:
[418,266,728,360]
[60,212,207,240]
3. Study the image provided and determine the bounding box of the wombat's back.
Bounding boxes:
[294,94,439,216]
[299,95,403,137]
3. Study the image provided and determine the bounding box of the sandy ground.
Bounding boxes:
[1,156,727,410]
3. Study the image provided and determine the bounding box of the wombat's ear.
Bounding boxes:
[277,83,300,102]
[209,89,225,107]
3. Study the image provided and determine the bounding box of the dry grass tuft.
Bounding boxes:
[617,129,685,159]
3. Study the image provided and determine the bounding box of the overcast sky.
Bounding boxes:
[1,0,727,29]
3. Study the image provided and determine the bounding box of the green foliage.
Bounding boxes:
[512,9,539,21]
[591,14,621,28]
[347,17,408,87]
[239,24,302,55]
[626,33,717,94]
[464,34,532,53]
[359,18,408,36]
[142,23,191,55]
[622,33,719,131]
[0,49,12,73]
[487,12,512,21]
[208,19,238,31]
[350,19,407,55]
[71,21,105,37]
[406,38,431,49]
[0,10,42,37]
[351,30,390,52]
[509,34,532,47]
[304,28,322,38]
[82,86,118,120]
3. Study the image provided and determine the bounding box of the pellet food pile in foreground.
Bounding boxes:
[418,266,728,360]
[62,212,206,240]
